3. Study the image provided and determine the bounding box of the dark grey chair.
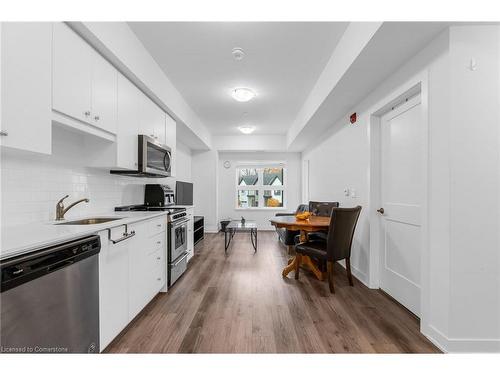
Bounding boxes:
[307,201,339,242]
[295,206,362,293]
[275,204,308,251]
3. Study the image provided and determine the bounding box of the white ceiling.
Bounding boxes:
[129,22,349,135]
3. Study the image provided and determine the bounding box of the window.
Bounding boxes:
[236,164,286,209]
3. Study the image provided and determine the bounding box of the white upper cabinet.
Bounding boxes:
[91,49,117,134]
[139,95,166,144]
[52,23,117,134]
[116,73,140,169]
[52,22,92,124]
[1,22,52,154]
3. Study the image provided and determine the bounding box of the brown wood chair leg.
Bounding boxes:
[295,254,302,280]
[327,261,335,293]
[346,258,354,286]
[287,245,294,255]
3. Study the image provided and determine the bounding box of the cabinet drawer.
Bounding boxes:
[149,233,165,254]
[148,217,166,237]
[148,249,165,294]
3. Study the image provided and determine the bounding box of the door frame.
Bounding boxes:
[368,72,430,329]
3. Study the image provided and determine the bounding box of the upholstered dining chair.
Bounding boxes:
[309,201,339,217]
[307,201,339,242]
[294,206,362,293]
[274,204,309,253]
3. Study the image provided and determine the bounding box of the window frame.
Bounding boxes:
[235,163,287,210]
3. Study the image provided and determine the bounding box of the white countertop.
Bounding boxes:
[0,211,169,261]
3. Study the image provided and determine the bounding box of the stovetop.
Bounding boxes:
[114,204,185,214]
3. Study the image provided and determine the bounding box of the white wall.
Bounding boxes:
[175,140,192,183]
[1,127,192,227]
[191,149,219,232]
[218,152,301,230]
[447,26,499,347]
[302,26,500,352]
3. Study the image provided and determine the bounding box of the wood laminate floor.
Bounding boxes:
[106,232,440,353]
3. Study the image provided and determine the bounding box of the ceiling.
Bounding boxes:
[129,22,349,136]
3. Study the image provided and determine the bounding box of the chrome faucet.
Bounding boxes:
[55,195,90,221]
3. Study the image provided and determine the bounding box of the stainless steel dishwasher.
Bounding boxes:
[1,235,101,353]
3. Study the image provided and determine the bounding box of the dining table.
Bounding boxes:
[269,215,330,280]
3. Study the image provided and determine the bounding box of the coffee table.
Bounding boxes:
[224,220,258,253]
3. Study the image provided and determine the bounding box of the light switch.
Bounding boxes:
[344,188,350,197]
[350,189,357,198]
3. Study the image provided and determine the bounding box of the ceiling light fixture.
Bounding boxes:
[238,126,255,134]
[232,88,256,102]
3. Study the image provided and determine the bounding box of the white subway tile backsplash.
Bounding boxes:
[1,151,175,227]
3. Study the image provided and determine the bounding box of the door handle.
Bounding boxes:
[377,208,385,214]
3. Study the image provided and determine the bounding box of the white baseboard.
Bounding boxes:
[422,324,500,353]
[338,260,370,287]
[204,225,219,233]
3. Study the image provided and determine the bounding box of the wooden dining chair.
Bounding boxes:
[294,206,362,293]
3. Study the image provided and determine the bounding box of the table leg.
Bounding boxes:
[282,230,324,281]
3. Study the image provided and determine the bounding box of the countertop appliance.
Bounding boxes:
[110,135,171,178]
[0,235,101,353]
[175,181,193,205]
[115,184,189,287]
[145,184,175,206]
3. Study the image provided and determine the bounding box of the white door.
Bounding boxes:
[139,95,164,141]
[91,49,117,133]
[52,22,92,123]
[379,95,423,316]
[116,73,140,169]
[1,22,52,154]
[98,227,130,349]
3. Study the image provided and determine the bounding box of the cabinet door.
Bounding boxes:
[52,22,92,123]
[165,113,177,176]
[139,95,165,143]
[91,50,117,133]
[116,74,140,169]
[128,221,154,320]
[186,208,194,262]
[1,22,52,154]
[98,228,130,350]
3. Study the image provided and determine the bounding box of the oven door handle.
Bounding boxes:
[172,253,188,267]
[171,218,189,227]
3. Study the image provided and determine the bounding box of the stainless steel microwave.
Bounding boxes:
[110,135,172,178]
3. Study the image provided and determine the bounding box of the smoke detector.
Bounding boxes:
[232,47,245,61]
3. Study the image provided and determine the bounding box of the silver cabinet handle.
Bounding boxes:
[108,225,136,244]
[157,241,161,244]
[84,111,91,117]
[157,224,162,227]
[156,256,161,260]
[157,278,161,281]
[0,130,8,136]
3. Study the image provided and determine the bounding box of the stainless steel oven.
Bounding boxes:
[110,135,171,178]
[169,217,188,262]
[167,210,188,286]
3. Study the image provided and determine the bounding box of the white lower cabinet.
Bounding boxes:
[98,216,167,351]
[186,207,195,262]
[98,225,133,350]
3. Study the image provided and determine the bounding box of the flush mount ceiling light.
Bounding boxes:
[232,88,256,102]
[238,126,256,134]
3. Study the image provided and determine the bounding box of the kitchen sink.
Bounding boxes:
[55,217,123,225]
